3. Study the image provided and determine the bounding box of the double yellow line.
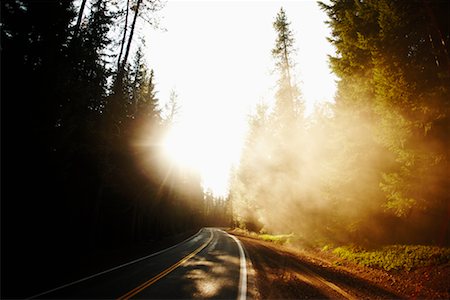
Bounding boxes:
[118,230,213,300]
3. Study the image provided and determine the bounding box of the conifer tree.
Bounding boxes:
[321,0,449,243]
[232,8,305,233]
[272,7,302,122]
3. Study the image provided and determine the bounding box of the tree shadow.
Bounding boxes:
[243,239,402,299]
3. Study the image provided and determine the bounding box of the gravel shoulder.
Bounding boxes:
[232,233,449,299]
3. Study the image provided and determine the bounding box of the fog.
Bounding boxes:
[230,90,449,247]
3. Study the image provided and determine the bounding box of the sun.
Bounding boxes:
[161,117,244,198]
[162,125,201,170]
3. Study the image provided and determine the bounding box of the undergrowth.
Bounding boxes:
[331,245,450,271]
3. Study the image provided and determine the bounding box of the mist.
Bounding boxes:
[230,3,449,247]
[231,92,448,247]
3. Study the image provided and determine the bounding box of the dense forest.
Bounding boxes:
[231,1,449,247]
[1,0,449,298]
[1,0,232,297]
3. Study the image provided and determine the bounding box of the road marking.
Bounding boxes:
[28,229,203,299]
[226,232,247,300]
[118,229,214,300]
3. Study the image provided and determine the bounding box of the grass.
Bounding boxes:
[230,228,293,245]
[331,245,450,271]
[258,233,294,245]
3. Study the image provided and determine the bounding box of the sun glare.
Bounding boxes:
[151,1,336,198]
[162,125,201,170]
[162,117,244,198]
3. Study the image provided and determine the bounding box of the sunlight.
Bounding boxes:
[162,115,244,198]
[162,125,202,170]
[151,1,337,198]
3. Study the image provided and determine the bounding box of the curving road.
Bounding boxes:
[33,228,248,299]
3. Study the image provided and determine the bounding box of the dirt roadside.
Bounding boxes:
[233,233,449,299]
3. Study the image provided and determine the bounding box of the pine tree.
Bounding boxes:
[272,7,302,122]
[320,0,449,243]
[115,0,164,91]
[231,8,306,234]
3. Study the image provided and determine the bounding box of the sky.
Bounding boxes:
[143,0,337,196]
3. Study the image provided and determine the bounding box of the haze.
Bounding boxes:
[145,0,336,196]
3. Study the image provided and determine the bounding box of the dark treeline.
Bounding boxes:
[1,0,231,297]
[231,2,449,247]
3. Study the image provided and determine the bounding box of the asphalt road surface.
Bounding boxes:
[33,228,248,299]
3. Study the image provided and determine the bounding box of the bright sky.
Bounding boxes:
[144,0,336,197]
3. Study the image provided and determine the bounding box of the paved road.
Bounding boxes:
[34,228,248,299]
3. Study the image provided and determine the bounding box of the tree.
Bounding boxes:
[231,8,306,234]
[117,0,130,70]
[272,7,302,121]
[163,89,181,123]
[320,0,449,244]
[72,0,88,41]
[115,0,164,90]
[3,0,211,296]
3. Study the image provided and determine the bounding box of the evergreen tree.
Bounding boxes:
[115,0,164,91]
[232,8,305,234]
[320,0,449,244]
[272,7,302,122]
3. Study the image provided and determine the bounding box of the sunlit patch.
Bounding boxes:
[213,253,240,266]
[184,259,213,269]
[196,281,220,298]
[161,116,244,197]
[183,254,237,298]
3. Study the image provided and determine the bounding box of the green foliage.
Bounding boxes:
[333,245,450,271]
[258,233,293,245]
[320,0,450,221]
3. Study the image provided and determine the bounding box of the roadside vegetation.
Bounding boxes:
[331,245,450,271]
[257,233,293,245]
[230,228,293,245]
[233,228,450,272]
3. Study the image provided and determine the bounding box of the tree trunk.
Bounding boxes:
[73,0,88,40]
[117,0,142,83]
[117,0,130,70]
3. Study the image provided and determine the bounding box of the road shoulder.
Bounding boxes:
[231,231,449,299]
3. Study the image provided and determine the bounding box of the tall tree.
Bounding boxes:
[320,0,449,244]
[115,0,163,90]
[232,8,305,234]
[117,0,130,70]
[272,7,302,121]
[72,0,88,40]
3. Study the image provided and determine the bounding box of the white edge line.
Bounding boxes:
[226,231,247,300]
[28,228,204,299]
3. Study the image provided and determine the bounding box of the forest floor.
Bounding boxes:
[231,231,450,299]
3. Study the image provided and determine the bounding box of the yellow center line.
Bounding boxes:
[117,230,214,300]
